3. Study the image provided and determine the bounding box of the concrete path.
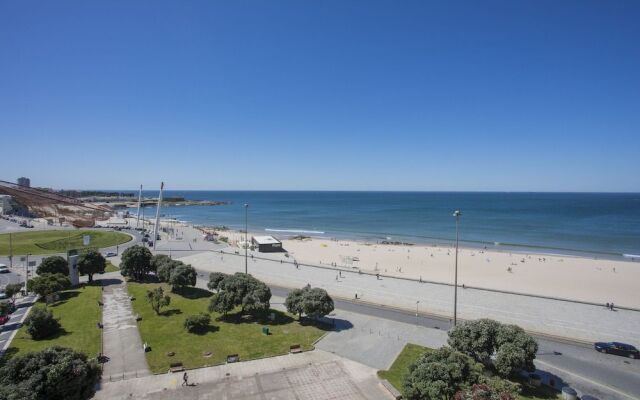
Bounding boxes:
[101,279,150,381]
[95,349,391,400]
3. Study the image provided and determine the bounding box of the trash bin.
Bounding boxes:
[262,326,269,335]
[561,386,577,400]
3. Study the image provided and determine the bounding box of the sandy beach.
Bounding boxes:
[203,227,640,308]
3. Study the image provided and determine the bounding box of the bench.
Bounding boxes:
[169,362,184,373]
[226,354,239,363]
[289,344,302,354]
[380,379,402,399]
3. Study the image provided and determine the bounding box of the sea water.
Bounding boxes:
[127,191,640,257]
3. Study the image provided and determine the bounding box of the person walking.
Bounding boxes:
[182,372,188,386]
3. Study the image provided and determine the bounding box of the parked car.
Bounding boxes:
[0,264,9,273]
[594,342,639,358]
[0,315,10,325]
[104,252,117,257]
[0,292,7,300]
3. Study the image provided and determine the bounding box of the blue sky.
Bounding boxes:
[1,1,639,191]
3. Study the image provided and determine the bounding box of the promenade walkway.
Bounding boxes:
[179,250,640,346]
[101,278,150,381]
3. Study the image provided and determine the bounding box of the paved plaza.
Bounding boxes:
[95,350,391,400]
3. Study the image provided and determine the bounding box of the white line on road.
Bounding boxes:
[536,359,639,400]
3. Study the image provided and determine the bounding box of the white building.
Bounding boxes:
[0,195,12,214]
[251,235,283,252]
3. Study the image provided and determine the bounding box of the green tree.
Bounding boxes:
[207,272,228,291]
[146,287,171,315]
[36,255,69,276]
[150,254,171,273]
[284,288,306,319]
[157,259,182,282]
[168,264,197,293]
[0,346,101,400]
[0,302,13,317]
[403,347,482,400]
[4,283,23,304]
[77,250,106,283]
[448,319,538,378]
[183,313,211,333]
[27,273,71,303]
[301,287,334,319]
[120,245,152,281]
[208,291,236,315]
[23,307,61,339]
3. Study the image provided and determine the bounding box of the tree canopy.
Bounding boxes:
[27,273,70,301]
[0,346,101,400]
[119,245,152,281]
[36,256,68,276]
[77,250,106,283]
[150,254,171,273]
[208,273,271,316]
[168,263,197,293]
[3,283,23,304]
[285,285,334,320]
[447,319,538,378]
[207,272,228,291]
[403,347,482,400]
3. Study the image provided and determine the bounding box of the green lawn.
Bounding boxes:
[104,260,119,273]
[7,286,102,358]
[0,230,131,255]
[378,343,432,390]
[378,343,560,400]
[127,282,329,373]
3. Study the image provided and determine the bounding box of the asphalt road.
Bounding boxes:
[270,284,640,400]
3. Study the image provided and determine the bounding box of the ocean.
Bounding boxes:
[127,191,640,258]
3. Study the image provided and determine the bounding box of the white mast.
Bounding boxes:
[136,185,143,228]
[153,182,164,250]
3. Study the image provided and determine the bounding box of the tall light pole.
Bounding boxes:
[244,203,249,274]
[415,300,420,325]
[453,210,461,326]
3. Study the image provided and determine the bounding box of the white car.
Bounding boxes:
[0,264,9,273]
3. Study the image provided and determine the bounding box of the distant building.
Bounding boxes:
[0,195,12,214]
[17,177,30,187]
[252,235,283,252]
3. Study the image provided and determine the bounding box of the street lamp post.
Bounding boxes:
[244,203,249,274]
[415,300,420,325]
[453,210,461,326]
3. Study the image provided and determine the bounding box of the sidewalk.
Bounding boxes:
[101,278,150,381]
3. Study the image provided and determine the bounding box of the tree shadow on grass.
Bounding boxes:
[217,309,302,326]
[186,325,220,336]
[160,309,183,317]
[175,286,212,300]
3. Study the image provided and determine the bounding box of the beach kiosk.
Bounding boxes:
[252,236,283,253]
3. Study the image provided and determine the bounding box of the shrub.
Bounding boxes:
[212,273,271,316]
[285,285,334,320]
[36,256,69,276]
[24,307,61,339]
[0,346,101,400]
[183,313,211,333]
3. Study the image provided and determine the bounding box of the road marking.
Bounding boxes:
[536,359,639,400]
